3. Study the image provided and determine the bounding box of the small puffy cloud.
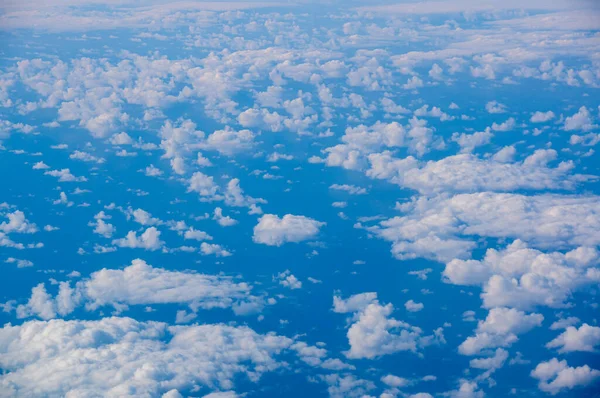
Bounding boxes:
[253,214,324,246]
[188,172,219,198]
[381,374,410,388]
[32,161,49,170]
[530,111,555,123]
[69,150,105,164]
[109,132,133,145]
[183,228,213,241]
[203,127,255,156]
[274,270,302,289]
[491,117,516,132]
[469,348,508,370]
[144,164,163,177]
[213,207,237,227]
[5,257,34,268]
[485,101,507,114]
[44,168,87,182]
[200,242,232,257]
[329,184,367,195]
[531,358,600,395]
[333,292,378,313]
[404,300,424,312]
[112,227,164,251]
[451,129,493,153]
[89,212,115,238]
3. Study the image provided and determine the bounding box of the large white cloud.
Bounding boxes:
[369,193,600,262]
[443,240,600,310]
[15,259,264,319]
[531,358,600,395]
[0,317,296,397]
[546,324,600,353]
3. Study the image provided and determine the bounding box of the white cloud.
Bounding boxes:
[69,150,105,164]
[15,259,260,319]
[531,358,600,395]
[491,117,516,132]
[469,348,508,371]
[381,374,410,388]
[329,184,367,195]
[458,308,543,356]
[451,129,493,153]
[546,324,600,353]
[89,212,115,238]
[274,270,302,289]
[203,127,255,156]
[530,111,555,123]
[0,316,299,397]
[200,242,232,257]
[109,132,133,145]
[0,211,38,234]
[253,214,324,246]
[404,300,424,312]
[188,172,219,198]
[43,168,87,182]
[213,207,238,227]
[485,101,507,114]
[333,292,378,313]
[5,257,33,268]
[371,193,600,262]
[144,164,163,177]
[444,240,600,310]
[184,228,213,241]
[333,293,443,359]
[32,161,49,169]
[564,106,597,131]
[112,227,164,251]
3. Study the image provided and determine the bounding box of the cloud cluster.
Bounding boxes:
[333,293,443,359]
[15,259,264,319]
[444,240,600,310]
[0,316,296,397]
[370,193,600,262]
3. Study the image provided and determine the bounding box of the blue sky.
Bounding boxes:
[0,0,600,397]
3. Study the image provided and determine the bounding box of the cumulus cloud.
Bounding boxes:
[458,307,543,356]
[0,210,38,234]
[564,106,597,131]
[203,127,256,156]
[530,111,555,123]
[333,293,443,359]
[253,214,324,246]
[546,324,600,353]
[274,270,302,289]
[444,240,600,310]
[15,259,262,319]
[370,193,600,262]
[531,358,600,395]
[0,317,300,397]
[43,168,87,182]
[112,227,164,251]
